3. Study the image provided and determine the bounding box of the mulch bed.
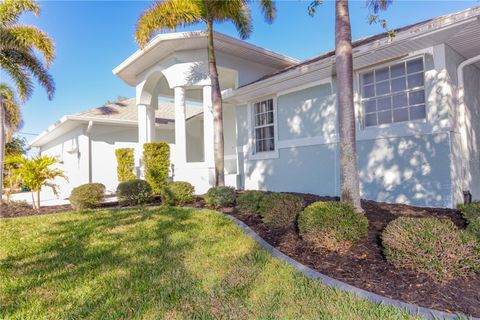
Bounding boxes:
[222,194,479,317]
[0,202,73,218]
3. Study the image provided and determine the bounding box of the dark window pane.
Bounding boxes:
[364,99,376,113]
[376,81,390,95]
[363,85,375,98]
[267,99,273,111]
[377,97,391,111]
[378,110,392,125]
[267,111,274,124]
[266,126,274,139]
[393,108,409,123]
[256,140,263,152]
[375,67,389,81]
[363,72,374,85]
[390,63,405,78]
[365,113,377,127]
[267,138,275,151]
[409,90,425,105]
[407,58,423,74]
[254,103,260,114]
[391,77,406,92]
[260,101,267,113]
[393,93,408,108]
[255,128,263,139]
[410,105,426,120]
[407,73,424,88]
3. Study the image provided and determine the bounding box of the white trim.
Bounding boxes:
[246,96,280,160]
[276,78,333,97]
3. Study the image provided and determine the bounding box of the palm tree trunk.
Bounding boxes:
[0,101,5,211]
[335,0,362,212]
[206,19,225,186]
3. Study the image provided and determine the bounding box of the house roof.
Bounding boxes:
[225,6,480,102]
[30,98,203,148]
[113,31,300,86]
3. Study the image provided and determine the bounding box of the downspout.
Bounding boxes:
[456,54,480,203]
[85,121,94,183]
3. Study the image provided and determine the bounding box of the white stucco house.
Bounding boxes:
[30,7,480,208]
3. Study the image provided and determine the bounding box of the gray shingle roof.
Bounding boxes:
[74,98,203,124]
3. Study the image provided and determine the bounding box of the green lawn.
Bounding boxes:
[0,207,417,319]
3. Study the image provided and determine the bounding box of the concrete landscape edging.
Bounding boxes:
[220,212,478,320]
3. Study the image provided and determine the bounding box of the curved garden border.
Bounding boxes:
[220,212,479,320]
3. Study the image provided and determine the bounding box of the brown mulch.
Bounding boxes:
[223,194,480,317]
[0,203,73,218]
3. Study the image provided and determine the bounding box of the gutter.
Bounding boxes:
[456,53,480,199]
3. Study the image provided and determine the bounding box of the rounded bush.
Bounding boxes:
[205,186,236,207]
[237,190,264,213]
[382,217,480,280]
[69,183,105,210]
[116,179,153,206]
[169,181,195,205]
[298,201,368,253]
[160,185,176,206]
[258,193,304,228]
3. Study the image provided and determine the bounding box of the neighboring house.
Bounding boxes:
[31,7,480,208]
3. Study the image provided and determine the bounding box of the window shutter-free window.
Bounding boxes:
[253,99,275,153]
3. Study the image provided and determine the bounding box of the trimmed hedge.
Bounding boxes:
[115,148,136,182]
[169,181,195,205]
[69,183,105,210]
[143,142,170,194]
[258,193,304,229]
[117,179,153,206]
[205,186,236,207]
[382,217,480,280]
[459,202,480,240]
[298,201,368,253]
[237,190,264,213]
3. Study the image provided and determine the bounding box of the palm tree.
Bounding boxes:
[310,0,391,212]
[10,155,66,209]
[135,0,275,186]
[0,0,55,204]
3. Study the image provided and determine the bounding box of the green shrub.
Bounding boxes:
[382,217,480,280]
[143,142,170,194]
[459,202,480,240]
[115,148,136,182]
[169,181,195,205]
[237,190,264,213]
[298,201,368,253]
[159,186,176,206]
[258,193,304,229]
[69,183,105,210]
[205,186,236,207]
[116,179,153,206]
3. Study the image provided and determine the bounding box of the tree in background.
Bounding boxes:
[3,135,27,201]
[10,155,66,209]
[0,0,56,204]
[135,0,276,186]
[309,0,391,212]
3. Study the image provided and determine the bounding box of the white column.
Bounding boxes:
[203,85,215,166]
[174,87,187,165]
[137,104,155,178]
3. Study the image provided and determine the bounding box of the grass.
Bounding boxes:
[0,207,418,319]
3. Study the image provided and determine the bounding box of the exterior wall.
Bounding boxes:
[236,45,458,207]
[40,126,89,199]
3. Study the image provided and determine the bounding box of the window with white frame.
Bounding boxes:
[253,99,275,153]
[360,57,426,127]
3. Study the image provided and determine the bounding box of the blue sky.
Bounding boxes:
[3,0,478,144]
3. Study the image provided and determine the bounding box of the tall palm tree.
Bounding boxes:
[0,0,55,204]
[310,0,391,212]
[135,0,275,186]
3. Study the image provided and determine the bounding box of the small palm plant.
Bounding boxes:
[135,0,275,186]
[10,155,67,209]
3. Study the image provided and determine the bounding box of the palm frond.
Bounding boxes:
[2,48,55,100]
[0,53,33,102]
[5,25,55,66]
[0,0,40,27]
[229,4,252,40]
[258,0,276,23]
[135,0,202,48]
